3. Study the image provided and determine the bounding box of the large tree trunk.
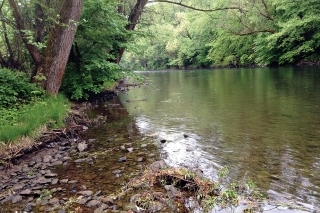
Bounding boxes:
[9,0,83,96]
[37,0,83,95]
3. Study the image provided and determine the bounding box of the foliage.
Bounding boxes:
[0,94,69,142]
[255,0,320,65]
[62,60,125,100]
[60,0,132,100]
[207,30,255,67]
[0,69,45,108]
[122,3,214,70]
[123,0,320,69]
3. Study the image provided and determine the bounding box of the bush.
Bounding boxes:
[0,69,45,108]
[61,60,126,100]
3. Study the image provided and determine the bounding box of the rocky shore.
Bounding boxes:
[0,102,165,213]
[0,100,288,213]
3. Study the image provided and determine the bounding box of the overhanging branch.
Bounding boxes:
[148,0,246,13]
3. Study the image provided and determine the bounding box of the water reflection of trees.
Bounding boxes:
[120,68,320,208]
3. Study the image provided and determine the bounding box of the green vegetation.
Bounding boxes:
[0,69,45,108]
[122,0,320,70]
[0,94,69,143]
[0,68,69,142]
[60,0,132,100]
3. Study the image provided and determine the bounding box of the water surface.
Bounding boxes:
[119,67,320,210]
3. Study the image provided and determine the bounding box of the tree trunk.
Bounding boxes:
[116,0,148,63]
[9,0,83,96]
[36,0,84,96]
[8,0,43,65]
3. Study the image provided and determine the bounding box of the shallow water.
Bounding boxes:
[117,67,320,211]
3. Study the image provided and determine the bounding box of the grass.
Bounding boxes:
[0,94,70,143]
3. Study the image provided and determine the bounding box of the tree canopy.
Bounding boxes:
[122,0,320,69]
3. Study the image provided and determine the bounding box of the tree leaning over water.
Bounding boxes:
[8,0,84,96]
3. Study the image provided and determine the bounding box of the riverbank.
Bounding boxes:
[0,99,266,213]
[0,92,314,213]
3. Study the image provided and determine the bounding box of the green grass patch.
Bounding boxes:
[0,94,70,143]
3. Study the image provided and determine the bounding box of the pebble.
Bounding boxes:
[94,206,104,213]
[118,157,127,162]
[12,195,22,203]
[112,170,122,174]
[51,160,63,166]
[43,155,53,163]
[20,189,32,195]
[86,199,100,207]
[44,173,58,178]
[78,190,93,196]
[24,203,33,212]
[77,197,88,205]
[74,158,86,163]
[60,179,69,183]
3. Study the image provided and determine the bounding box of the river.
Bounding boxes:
[115,66,320,210]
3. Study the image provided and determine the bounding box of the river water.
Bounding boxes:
[116,66,320,210]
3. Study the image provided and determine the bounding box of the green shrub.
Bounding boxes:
[0,68,45,108]
[61,59,126,100]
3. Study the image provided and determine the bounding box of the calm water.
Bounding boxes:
[119,67,320,210]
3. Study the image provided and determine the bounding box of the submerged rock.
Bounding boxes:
[160,139,167,143]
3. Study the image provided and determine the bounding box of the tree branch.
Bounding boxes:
[148,0,245,13]
[8,0,43,63]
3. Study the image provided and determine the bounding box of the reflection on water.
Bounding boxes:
[119,67,320,211]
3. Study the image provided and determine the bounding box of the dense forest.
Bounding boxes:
[122,0,320,70]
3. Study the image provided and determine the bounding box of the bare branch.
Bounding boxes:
[228,28,275,36]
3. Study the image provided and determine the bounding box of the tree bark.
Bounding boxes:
[38,0,83,96]
[35,3,45,43]
[9,0,83,96]
[116,0,148,64]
